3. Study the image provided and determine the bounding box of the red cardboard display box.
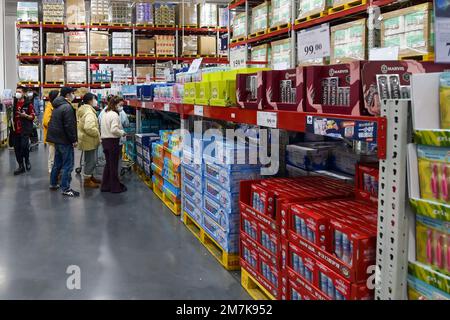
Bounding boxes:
[361,61,450,116]
[305,61,365,116]
[355,162,379,203]
[236,72,259,109]
[241,232,259,272]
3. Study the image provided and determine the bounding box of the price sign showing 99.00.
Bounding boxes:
[297,23,331,62]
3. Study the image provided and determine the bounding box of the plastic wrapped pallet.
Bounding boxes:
[66,31,87,55]
[112,32,132,55]
[181,36,198,56]
[381,3,433,58]
[271,38,291,70]
[136,1,154,25]
[219,7,232,27]
[232,12,247,39]
[91,0,111,24]
[18,65,39,83]
[251,2,270,34]
[19,29,40,54]
[297,0,328,21]
[45,65,65,83]
[66,0,86,25]
[154,4,176,26]
[65,61,87,83]
[251,44,270,68]
[43,0,65,23]
[199,3,217,27]
[271,0,291,28]
[198,36,216,56]
[177,3,197,26]
[155,35,175,56]
[46,33,65,54]
[90,31,109,55]
[330,18,367,64]
[110,0,133,24]
[17,2,39,22]
[136,38,155,55]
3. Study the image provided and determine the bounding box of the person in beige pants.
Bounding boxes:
[42,90,59,174]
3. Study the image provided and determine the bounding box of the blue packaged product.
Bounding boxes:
[298,257,305,277]
[292,253,299,273]
[202,195,240,233]
[204,178,239,211]
[342,233,351,265]
[162,180,181,199]
[307,228,314,243]
[135,133,159,148]
[182,166,203,191]
[253,192,259,210]
[334,230,343,259]
[202,214,239,253]
[300,218,307,237]
[294,216,302,234]
[203,162,261,191]
[182,182,202,208]
[182,196,202,226]
[292,289,298,300]
[320,273,328,293]
[305,268,313,283]
[335,291,345,300]
[327,279,336,300]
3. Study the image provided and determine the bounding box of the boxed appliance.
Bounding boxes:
[46,33,65,54]
[90,31,110,55]
[297,0,328,21]
[112,32,132,55]
[136,1,154,25]
[45,65,65,83]
[137,38,155,56]
[66,31,87,55]
[66,61,87,83]
[43,0,65,23]
[154,3,176,25]
[155,35,175,56]
[110,0,133,24]
[66,0,86,25]
[330,19,367,64]
[91,0,111,24]
[304,62,365,115]
[271,38,292,70]
[198,3,218,27]
[381,3,433,57]
[198,36,216,56]
[18,65,39,83]
[251,2,270,34]
[181,36,198,56]
[17,2,39,22]
[271,0,291,28]
[177,3,197,26]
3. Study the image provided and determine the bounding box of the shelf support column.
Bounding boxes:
[0,1,6,90]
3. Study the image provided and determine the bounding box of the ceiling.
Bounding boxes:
[5,0,230,15]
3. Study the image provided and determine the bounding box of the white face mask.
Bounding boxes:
[15,92,23,99]
[92,100,98,108]
[117,105,124,113]
[27,92,34,98]
[68,93,75,102]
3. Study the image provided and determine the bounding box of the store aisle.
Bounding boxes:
[0,146,249,300]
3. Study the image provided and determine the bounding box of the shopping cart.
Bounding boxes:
[120,134,135,177]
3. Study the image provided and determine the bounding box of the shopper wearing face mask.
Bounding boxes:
[46,87,79,197]
[11,87,36,175]
[77,93,102,188]
[100,96,127,193]
[43,90,59,174]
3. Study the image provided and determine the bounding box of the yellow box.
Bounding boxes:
[210,80,237,107]
[183,82,197,104]
[195,81,211,105]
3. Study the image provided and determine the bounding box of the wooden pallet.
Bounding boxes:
[248,29,267,39]
[18,82,40,85]
[328,0,367,14]
[44,53,64,56]
[199,26,217,29]
[181,54,199,58]
[231,37,246,44]
[153,183,181,216]
[17,21,39,25]
[112,54,132,57]
[136,54,156,57]
[399,52,435,62]
[90,53,109,57]
[44,81,64,85]
[199,54,217,58]
[68,53,88,56]
[155,24,176,28]
[183,25,198,28]
[91,22,110,26]
[268,23,291,33]
[43,21,64,25]
[110,23,132,27]
[241,268,276,300]
[295,11,328,24]
[156,54,175,57]
[19,53,40,56]
[135,166,153,189]
[183,213,240,271]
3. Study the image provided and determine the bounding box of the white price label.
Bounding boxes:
[435,17,450,63]
[257,111,277,128]
[194,105,204,117]
[297,24,330,62]
[164,103,170,112]
[188,58,203,74]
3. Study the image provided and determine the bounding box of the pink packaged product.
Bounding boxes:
[305,61,365,116]
[361,61,450,116]
[258,68,305,111]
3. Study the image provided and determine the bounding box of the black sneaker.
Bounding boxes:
[49,184,60,191]
[25,162,31,171]
[14,167,25,176]
[62,189,80,197]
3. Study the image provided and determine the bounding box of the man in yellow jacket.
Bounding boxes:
[42,90,59,174]
[78,93,102,188]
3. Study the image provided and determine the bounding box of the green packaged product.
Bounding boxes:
[439,72,450,129]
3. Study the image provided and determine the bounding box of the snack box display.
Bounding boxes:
[305,62,365,115]
[181,165,203,191]
[202,214,239,253]
[417,145,450,205]
[286,142,338,171]
[241,232,260,272]
[162,179,181,201]
[408,261,450,299]
[361,61,450,116]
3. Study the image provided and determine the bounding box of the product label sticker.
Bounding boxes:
[435,1,450,63]
[307,117,377,142]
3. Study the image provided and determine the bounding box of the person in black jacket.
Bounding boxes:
[47,87,80,197]
[12,87,36,175]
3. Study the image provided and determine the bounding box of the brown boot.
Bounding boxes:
[84,177,100,189]
[91,176,102,184]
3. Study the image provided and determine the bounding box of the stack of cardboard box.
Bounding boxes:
[18,65,40,83]
[19,29,40,54]
[181,36,198,56]
[155,35,175,56]
[66,0,86,25]
[45,65,65,83]
[199,3,217,27]
[66,61,87,83]
[136,65,155,82]
[66,31,87,55]
[17,2,39,22]
[198,36,216,56]
[43,0,64,23]
[112,32,132,55]
[46,33,65,54]
[177,3,197,26]
[136,1,154,25]
[91,0,111,24]
[137,38,155,56]
[90,31,110,55]
[154,4,176,26]
[111,0,133,24]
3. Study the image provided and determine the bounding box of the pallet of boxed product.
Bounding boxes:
[330,18,367,64]
[134,166,153,189]
[249,2,269,38]
[241,267,276,300]
[91,0,112,25]
[43,0,64,24]
[295,0,329,24]
[154,3,176,27]
[17,2,39,23]
[232,12,246,42]
[269,0,292,32]
[177,2,197,27]
[155,35,176,56]
[198,3,217,28]
[110,0,133,25]
[328,0,367,14]
[136,1,154,26]
[66,0,87,25]
[183,212,240,270]
[90,31,109,56]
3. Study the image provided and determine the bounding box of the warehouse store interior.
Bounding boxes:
[0,0,449,302]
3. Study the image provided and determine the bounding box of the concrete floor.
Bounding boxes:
[0,145,249,300]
